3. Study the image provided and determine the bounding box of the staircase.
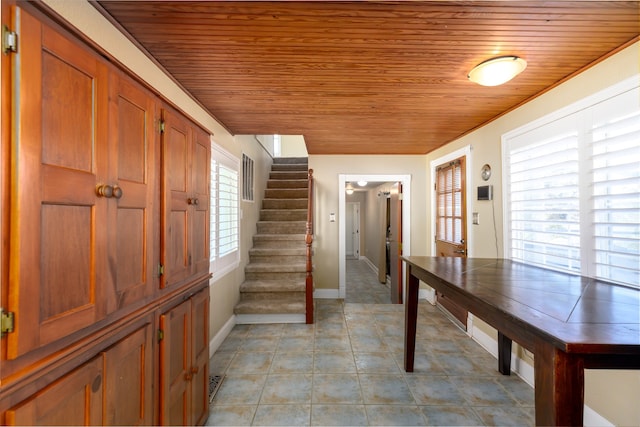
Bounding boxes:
[234,157,312,323]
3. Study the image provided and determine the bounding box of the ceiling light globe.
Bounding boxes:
[468,56,527,87]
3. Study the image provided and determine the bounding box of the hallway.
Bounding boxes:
[345,259,391,304]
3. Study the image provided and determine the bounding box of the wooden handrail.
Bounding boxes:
[305,168,314,324]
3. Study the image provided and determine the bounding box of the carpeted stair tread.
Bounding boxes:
[267,179,309,188]
[234,298,306,315]
[253,234,306,241]
[240,280,305,293]
[249,247,306,256]
[245,262,306,273]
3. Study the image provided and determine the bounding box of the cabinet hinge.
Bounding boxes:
[158,264,164,276]
[159,119,165,133]
[158,329,164,341]
[2,25,18,54]
[0,308,15,335]
[2,25,17,54]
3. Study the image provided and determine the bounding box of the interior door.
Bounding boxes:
[389,182,403,304]
[435,156,468,327]
[346,202,360,259]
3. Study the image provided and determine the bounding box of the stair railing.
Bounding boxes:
[305,168,314,324]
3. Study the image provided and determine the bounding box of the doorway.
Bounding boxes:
[345,202,360,259]
[431,148,471,329]
[338,174,411,301]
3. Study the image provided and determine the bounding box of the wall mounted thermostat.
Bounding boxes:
[477,185,493,201]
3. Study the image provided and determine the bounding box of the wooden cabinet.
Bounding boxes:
[1,3,211,425]
[103,323,154,426]
[159,286,210,425]
[6,356,105,426]
[161,109,210,289]
[8,6,110,358]
[106,70,159,311]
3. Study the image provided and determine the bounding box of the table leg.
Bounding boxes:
[498,331,512,375]
[404,266,419,372]
[534,341,584,426]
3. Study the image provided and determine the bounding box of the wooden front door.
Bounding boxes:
[389,182,403,304]
[435,157,468,327]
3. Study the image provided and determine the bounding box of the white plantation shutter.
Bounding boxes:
[508,123,581,273]
[589,89,640,286]
[504,82,640,288]
[210,144,240,278]
[218,164,238,257]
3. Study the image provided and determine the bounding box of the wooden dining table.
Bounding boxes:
[402,256,640,426]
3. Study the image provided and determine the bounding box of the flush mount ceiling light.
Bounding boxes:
[346,183,354,195]
[357,180,368,187]
[467,56,527,87]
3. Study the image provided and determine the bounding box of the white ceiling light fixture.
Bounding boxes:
[468,56,527,87]
[357,180,368,187]
[346,183,354,195]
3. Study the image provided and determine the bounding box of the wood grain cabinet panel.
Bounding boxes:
[107,71,158,311]
[159,286,209,425]
[161,110,210,289]
[8,7,109,358]
[6,356,104,426]
[103,322,154,426]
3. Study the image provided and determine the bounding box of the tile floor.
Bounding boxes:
[207,260,534,426]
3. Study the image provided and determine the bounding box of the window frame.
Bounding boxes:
[502,75,639,288]
[210,142,241,281]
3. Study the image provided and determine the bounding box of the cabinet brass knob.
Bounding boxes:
[96,184,113,198]
[112,185,123,199]
[187,197,199,205]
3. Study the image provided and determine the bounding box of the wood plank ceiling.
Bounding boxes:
[96,1,639,155]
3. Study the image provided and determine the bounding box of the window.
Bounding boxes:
[436,158,465,244]
[503,79,639,288]
[242,153,254,201]
[210,144,240,278]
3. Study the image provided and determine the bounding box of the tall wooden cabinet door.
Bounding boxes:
[159,299,191,425]
[103,322,154,425]
[190,288,210,425]
[106,71,158,311]
[161,110,192,288]
[7,7,109,358]
[191,128,211,277]
[5,355,104,425]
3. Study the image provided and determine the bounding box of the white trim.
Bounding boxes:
[209,314,236,356]
[429,145,474,256]
[339,174,412,301]
[314,288,341,299]
[584,405,615,427]
[469,315,534,386]
[419,287,436,304]
[502,75,639,142]
[362,256,378,275]
[235,313,305,324]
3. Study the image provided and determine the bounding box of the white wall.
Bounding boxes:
[280,135,308,157]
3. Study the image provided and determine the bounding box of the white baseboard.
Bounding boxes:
[469,316,612,426]
[314,288,340,299]
[235,313,305,324]
[584,404,614,427]
[209,314,236,356]
[362,256,378,274]
[419,287,436,304]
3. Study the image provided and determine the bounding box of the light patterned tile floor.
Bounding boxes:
[207,260,534,426]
